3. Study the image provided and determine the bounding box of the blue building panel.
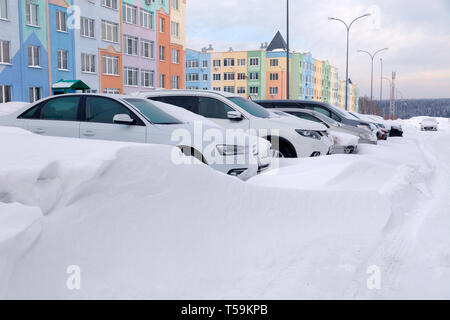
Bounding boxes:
[186,48,211,90]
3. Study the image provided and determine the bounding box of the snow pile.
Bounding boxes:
[1,127,391,299]
[1,116,449,299]
[0,102,29,117]
[330,131,359,147]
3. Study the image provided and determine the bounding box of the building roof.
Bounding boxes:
[52,80,90,90]
[266,31,287,52]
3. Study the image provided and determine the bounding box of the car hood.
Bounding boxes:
[263,114,328,131]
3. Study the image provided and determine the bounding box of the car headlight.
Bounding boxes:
[296,129,321,140]
[216,145,248,156]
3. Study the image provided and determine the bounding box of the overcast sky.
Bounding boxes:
[186,0,450,99]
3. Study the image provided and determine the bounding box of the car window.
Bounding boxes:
[150,96,198,114]
[123,99,182,125]
[197,97,233,119]
[85,96,140,125]
[19,104,41,119]
[331,113,341,122]
[228,97,270,118]
[313,106,332,118]
[290,112,322,123]
[39,96,80,121]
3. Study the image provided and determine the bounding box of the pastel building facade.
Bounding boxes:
[185,48,210,90]
[0,0,186,103]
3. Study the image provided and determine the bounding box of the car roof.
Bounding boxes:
[255,99,331,106]
[136,89,241,99]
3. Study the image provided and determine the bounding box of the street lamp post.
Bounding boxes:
[380,58,383,106]
[286,0,290,100]
[357,48,388,104]
[329,13,371,110]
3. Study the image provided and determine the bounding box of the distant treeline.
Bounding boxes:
[359,97,450,119]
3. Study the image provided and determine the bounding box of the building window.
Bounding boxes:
[203,74,208,81]
[270,87,278,95]
[159,17,165,33]
[57,50,68,70]
[29,87,41,103]
[102,55,119,75]
[223,72,235,81]
[171,49,179,64]
[249,58,259,66]
[0,40,10,64]
[0,85,12,103]
[140,9,154,29]
[237,87,246,94]
[159,46,165,61]
[171,76,179,89]
[80,17,95,38]
[270,59,279,67]
[249,86,259,95]
[237,59,245,66]
[213,87,221,91]
[102,0,118,10]
[28,46,40,67]
[187,73,199,81]
[270,73,278,81]
[171,0,179,10]
[26,2,39,27]
[103,88,120,94]
[237,73,246,80]
[213,59,221,67]
[171,21,179,38]
[202,60,208,68]
[213,73,221,81]
[159,74,166,88]
[123,35,138,55]
[122,3,137,25]
[223,86,235,93]
[81,53,96,73]
[124,67,138,86]
[101,20,119,43]
[141,70,154,88]
[0,0,8,20]
[224,58,234,67]
[187,60,199,68]
[249,72,259,80]
[56,11,67,32]
[140,40,154,59]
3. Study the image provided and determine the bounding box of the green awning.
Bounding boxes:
[52,80,90,91]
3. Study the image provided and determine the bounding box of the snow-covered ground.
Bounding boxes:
[0,117,449,299]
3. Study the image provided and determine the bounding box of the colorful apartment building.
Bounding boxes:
[0,0,186,103]
[185,31,359,111]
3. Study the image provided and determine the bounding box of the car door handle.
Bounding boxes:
[82,130,96,137]
[34,128,45,134]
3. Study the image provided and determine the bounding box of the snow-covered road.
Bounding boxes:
[0,117,449,299]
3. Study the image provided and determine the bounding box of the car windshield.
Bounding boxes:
[228,97,271,118]
[123,98,183,125]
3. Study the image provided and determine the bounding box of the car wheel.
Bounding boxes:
[180,146,207,164]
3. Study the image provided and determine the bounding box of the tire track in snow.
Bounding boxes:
[345,133,439,299]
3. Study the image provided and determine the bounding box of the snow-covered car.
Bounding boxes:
[420,118,439,131]
[137,90,334,158]
[0,94,272,179]
[348,111,388,140]
[270,108,363,153]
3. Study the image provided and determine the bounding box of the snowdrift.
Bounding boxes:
[0,127,392,299]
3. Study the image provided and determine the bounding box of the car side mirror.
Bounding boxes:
[113,114,135,125]
[227,111,243,121]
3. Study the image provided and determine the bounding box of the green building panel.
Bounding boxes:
[290,52,303,100]
[247,50,266,100]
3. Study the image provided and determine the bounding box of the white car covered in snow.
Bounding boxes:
[420,118,439,131]
[137,90,334,158]
[0,94,272,179]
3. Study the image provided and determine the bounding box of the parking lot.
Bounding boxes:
[0,117,448,299]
